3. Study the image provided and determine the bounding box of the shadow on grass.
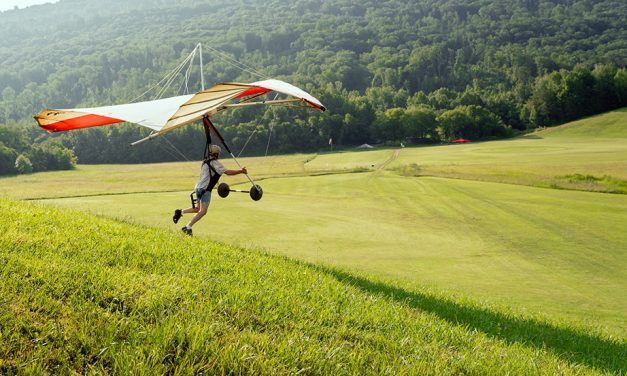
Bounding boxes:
[314,265,626,374]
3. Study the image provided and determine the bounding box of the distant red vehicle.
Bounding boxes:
[452,138,471,143]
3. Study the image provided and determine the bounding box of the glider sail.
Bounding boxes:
[34,79,326,136]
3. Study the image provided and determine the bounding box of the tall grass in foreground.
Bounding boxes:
[0,198,624,374]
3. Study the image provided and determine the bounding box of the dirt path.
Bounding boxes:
[376,149,401,171]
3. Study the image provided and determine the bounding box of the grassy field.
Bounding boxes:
[33,171,627,336]
[308,108,627,194]
[0,109,626,372]
[1,197,625,374]
[0,154,315,200]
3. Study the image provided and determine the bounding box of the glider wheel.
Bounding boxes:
[217,182,230,198]
[250,185,263,201]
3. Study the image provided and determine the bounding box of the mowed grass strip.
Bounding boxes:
[1,198,624,374]
[0,153,315,200]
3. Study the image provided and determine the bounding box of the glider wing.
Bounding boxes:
[35,79,325,135]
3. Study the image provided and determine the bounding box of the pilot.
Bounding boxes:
[172,144,247,236]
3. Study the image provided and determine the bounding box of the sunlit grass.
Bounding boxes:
[390,109,627,193]
[1,197,624,374]
[0,154,315,200]
[39,172,627,337]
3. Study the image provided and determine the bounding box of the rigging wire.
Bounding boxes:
[265,124,274,157]
[162,135,191,161]
[174,53,196,96]
[156,47,197,98]
[154,139,183,161]
[132,42,270,104]
[155,58,189,99]
[236,93,281,157]
[237,127,258,158]
[182,52,196,95]
[130,46,198,102]
[202,43,270,80]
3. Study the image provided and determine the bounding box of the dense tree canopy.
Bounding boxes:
[0,0,625,173]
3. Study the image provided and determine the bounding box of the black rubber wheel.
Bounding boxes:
[249,185,263,201]
[217,182,230,198]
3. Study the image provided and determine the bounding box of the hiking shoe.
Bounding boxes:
[181,226,192,236]
[173,209,182,224]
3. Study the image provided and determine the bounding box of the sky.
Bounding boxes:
[0,0,58,12]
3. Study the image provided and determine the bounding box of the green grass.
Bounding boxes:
[1,197,625,374]
[305,108,627,193]
[0,154,315,200]
[535,108,627,138]
[37,172,627,338]
[389,136,627,193]
[396,109,627,193]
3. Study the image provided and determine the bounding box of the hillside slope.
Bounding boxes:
[533,108,627,139]
[0,197,624,374]
[399,108,627,190]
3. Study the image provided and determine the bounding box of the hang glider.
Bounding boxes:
[34,78,325,203]
[34,79,326,142]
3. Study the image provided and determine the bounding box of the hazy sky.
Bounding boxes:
[0,0,58,12]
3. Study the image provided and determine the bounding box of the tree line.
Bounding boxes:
[0,0,625,174]
[0,122,76,175]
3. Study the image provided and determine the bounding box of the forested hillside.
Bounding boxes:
[0,0,625,173]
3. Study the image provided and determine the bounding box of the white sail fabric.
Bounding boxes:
[70,95,194,131]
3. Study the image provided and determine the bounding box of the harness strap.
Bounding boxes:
[199,158,222,197]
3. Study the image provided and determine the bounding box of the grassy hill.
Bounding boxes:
[534,108,627,139]
[388,108,627,193]
[0,197,625,374]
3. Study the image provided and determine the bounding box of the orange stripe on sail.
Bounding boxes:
[235,87,271,99]
[38,114,125,132]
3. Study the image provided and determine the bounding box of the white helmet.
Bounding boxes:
[209,144,221,156]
